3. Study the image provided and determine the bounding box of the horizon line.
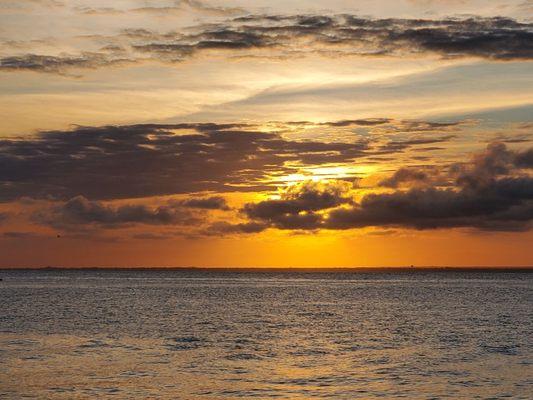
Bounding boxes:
[1,266,532,272]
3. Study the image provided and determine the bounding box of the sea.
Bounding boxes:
[0,268,531,399]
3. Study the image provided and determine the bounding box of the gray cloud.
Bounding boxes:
[34,195,200,230]
[76,0,244,17]
[379,167,430,188]
[0,53,131,74]
[132,15,533,61]
[177,196,230,210]
[235,143,533,232]
[241,180,354,230]
[2,15,532,73]
[0,122,371,201]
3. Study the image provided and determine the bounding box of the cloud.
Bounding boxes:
[1,15,532,73]
[379,167,430,188]
[76,1,244,17]
[1,231,44,239]
[131,15,533,61]
[177,196,230,210]
[241,180,354,230]
[34,195,200,230]
[234,143,533,232]
[515,148,533,168]
[204,221,268,235]
[0,53,131,75]
[326,181,533,231]
[0,0,63,9]
[452,141,526,189]
[0,122,371,201]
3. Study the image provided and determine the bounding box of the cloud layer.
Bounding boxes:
[1,15,532,73]
[238,143,533,232]
[0,122,372,201]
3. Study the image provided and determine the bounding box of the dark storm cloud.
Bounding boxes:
[236,143,533,232]
[2,15,532,73]
[0,122,369,201]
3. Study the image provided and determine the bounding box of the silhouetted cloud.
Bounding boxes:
[34,195,200,230]
[2,15,531,73]
[205,221,268,235]
[130,15,533,61]
[242,180,354,230]
[235,143,533,232]
[326,180,533,231]
[178,196,230,210]
[379,167,430,188]
[515,148,533,168]
[0,53,131,74]
[2,231,44,238]
[0,122,370,201]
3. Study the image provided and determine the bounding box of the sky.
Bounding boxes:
[0,0,532,267]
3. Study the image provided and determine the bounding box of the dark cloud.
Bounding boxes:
[379,167,430,188]
[326,180,533,232]
[2,15,531,73]
[177,196,230,210]
[0,122,369,201]
[0,53,131,74]
[376,135,456,154]
[319,118,393,127]
[241,180,353,230]
[34,195,199,230]
[453,142,518,189]
[205,221,268,235]
[235,143,533,233]
[515,148,533,168]
[1,231,44,239]
[134,15,533,61]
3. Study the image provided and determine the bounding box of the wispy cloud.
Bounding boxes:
[1,15,531,74]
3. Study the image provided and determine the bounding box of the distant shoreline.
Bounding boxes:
[1,266,532,272]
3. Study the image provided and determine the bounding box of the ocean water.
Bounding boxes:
[0,269,531,399]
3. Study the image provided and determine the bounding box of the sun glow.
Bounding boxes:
[277,164,379,185]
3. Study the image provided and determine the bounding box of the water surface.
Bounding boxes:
[0,269,531,399]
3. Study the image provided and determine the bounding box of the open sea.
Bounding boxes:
[0,268,531,399]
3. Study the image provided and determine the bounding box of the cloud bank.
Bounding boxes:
[1,15,532,73]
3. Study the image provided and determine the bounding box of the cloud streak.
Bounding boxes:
[1,15,532,73]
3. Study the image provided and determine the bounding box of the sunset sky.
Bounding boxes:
[0,0,532,267]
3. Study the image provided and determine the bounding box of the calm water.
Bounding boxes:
[0,269,531,399]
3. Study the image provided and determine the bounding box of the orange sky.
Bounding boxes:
[0,1,532,267]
